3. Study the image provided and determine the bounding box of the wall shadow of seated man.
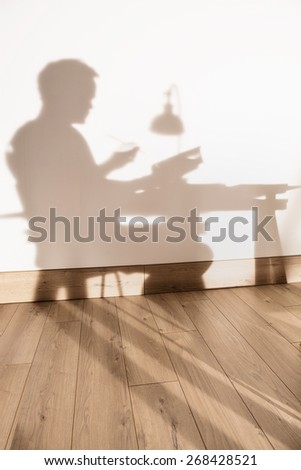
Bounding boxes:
[7,60,294,300]
[7,59,140,300]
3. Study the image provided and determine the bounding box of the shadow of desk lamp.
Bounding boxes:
[150,85,184,153]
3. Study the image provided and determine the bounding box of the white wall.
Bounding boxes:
[1,0,301,271]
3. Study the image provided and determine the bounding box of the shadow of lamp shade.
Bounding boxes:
[150,86,184,135]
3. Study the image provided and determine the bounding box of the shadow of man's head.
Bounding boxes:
[38,59,97,124]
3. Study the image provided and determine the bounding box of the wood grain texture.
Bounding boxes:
[115,296,176,386]
[0,304,18,336]
[1,285,300,450]
[2,255,301,304]
[146,293,195,333]
[0,304,19,335]
[0,266,144,303]
[287,305,301,322]
[257,284,301,307]
[144,257,301,294]
[201,294,301,449]
[131,382,205,449]
[234,286,301,343]
[144,261,210,294]
[176,291,207,305]
[164,330,271,449]
[284,261,301,284]
[7,321,81,449]
[0,364,30,449]
[204,257,286,288]
[47,299,84,322]
[288,282,301,295]
[0,302,50,365]
[72,298,137,450]
[207,289,301,401]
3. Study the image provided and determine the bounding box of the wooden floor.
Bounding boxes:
[1,283,301,450]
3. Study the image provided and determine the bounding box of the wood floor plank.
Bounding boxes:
[146,293,195,333]
[0,364,30,449]
[292,342,301,352]
[131,382,205,449]
[1,286,300,450]
[287,305,301,322]
[47,299,84,322]
[0,302,50,365]
[284,283,301,298]
[72,298,137,450]
[0,303,19,335]
[7,321,81,449]
[164,330,271,450]
[201,294,301,449]
[234,286,301,343]
[207,289,301,401]
[176,291,207,304]
[116,296,176,386]
[257,284,301,307]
